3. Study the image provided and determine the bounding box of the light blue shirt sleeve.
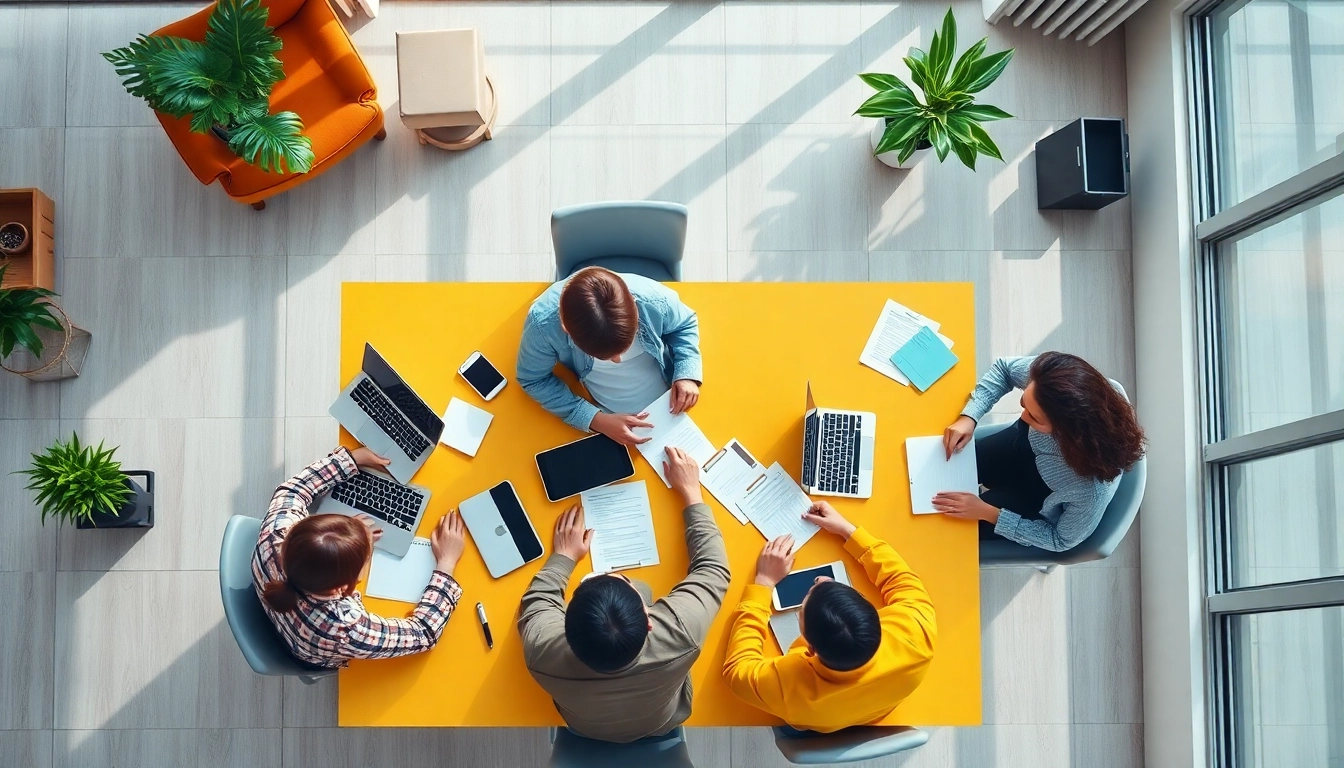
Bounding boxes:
[638,279,703,384]
[961,356,1035,422]
[516,307,602,433]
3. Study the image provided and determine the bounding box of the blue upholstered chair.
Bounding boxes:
[771,725,929,765]
[219,515,337,685]
[975,421,1147,568]
[551,200,688,282]
[548,726,693,768]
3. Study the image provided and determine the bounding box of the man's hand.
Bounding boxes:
[933,492,1000,524]
[662,446,703,506]
[553,504,594,562]
[943,415,976,460]
[353,513,384,543]
[801,501,857,540]
[350,447,391,470]
[669,380,700,415]
[430,511,467,573]
[754,535,795,588]
[591,411,654,446]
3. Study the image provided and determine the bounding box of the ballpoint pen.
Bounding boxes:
[476,602,494,650]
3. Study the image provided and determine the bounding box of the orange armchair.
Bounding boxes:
[153,0,384,209]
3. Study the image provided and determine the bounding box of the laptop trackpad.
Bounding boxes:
[861,435,876,469]
[356,422,398,459]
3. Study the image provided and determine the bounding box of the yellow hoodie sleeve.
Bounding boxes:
[722,584,788,714]
[843,527,937,655]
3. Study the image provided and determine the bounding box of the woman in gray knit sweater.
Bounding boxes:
[932,353,1145,552]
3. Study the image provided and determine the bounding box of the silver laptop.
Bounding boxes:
[801,382,876,499]
[459,482,545,578]
[318,468,431,556]
[330,343,444,485]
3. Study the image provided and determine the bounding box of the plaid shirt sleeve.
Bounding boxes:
[340,571,463,660]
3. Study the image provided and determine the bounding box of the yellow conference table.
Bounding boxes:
[338,282,981,727]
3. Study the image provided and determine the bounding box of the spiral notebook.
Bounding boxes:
[367,537,436,603]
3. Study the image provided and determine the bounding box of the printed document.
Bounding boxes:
[367,538,436,603]
[581,480,660,573]
[632,389,718,487]
[700,439,765,525]
[738,463,819,547]
[859,299,953,386]
[905,435,979,514]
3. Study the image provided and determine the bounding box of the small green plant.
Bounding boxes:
[19,433,132,527]
[857,8,1015,168]
[102,0,314,174]
[0,263,62,361]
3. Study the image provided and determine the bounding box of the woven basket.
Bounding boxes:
[1,304,91,381]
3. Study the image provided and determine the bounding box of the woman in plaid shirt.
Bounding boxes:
[252,446,465,667]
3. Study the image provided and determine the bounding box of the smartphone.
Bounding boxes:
[458,351,507,401]
[772,560,850,611]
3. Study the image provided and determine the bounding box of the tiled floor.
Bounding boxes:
[0,1,1141,766]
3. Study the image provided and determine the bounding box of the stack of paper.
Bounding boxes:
[891,325,960,392]
[905,435,979,514]
[367,538,437,603]
[632,390,717,487]
[700,439,766,525]
[738,463,820,548]
[581,480,660,573]
[858,299,954,386]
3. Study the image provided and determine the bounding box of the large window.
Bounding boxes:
[1191,1,1344,766]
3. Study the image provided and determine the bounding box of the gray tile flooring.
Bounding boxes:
[0,1,1141,765]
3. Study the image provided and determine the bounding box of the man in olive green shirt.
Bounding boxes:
[518,447,731,743]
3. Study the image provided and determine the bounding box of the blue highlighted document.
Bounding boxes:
[891,325,959,392]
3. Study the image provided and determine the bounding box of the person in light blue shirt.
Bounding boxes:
[934,353,1144,552]
[517,267,703,445]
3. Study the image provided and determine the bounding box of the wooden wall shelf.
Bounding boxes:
[0,188,55,291]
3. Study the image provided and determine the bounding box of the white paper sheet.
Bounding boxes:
[367,538,436,603]
[769,610,802,654]
[700,439,765,525]
[632,390,718,487]
[439,397,494,457]
[581,480,660,573]
[905,435,980,514]
[738,463,820,548]
[858,299,953,386]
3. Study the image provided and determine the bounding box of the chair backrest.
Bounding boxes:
[975,422,1147,566]
[551,201,688,281]
[219,515,332,680]
[548,726,692,768]
[772,726,929,765]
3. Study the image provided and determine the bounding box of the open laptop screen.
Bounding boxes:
[362,344,445,440]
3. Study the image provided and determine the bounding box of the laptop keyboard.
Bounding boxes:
[331,471,425,532]
[351,379,431,459]
[817,413,862,495]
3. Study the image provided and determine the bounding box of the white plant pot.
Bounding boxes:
[869,119,930,169]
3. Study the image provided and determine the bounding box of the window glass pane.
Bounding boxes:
[1217,196,1344,436]
[1210,0,1344,206]
[1229,606,1344,767]
[1226,442,1344,589]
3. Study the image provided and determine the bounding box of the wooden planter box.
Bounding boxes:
[0,188,55,291]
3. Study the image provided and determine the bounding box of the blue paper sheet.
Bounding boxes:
[891,325,959,392]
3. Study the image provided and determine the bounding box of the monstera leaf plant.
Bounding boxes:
[857,8,1014,169]
[103,0,314,174]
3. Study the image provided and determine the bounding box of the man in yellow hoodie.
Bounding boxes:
[721,501,936,732]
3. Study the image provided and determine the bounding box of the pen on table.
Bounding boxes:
[476,602,493,650]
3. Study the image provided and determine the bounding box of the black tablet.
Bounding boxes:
[535,434,636,502]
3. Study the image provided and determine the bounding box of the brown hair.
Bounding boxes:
[261,515,371,613]
[559,267,638,360]
[1029,352,1145,482]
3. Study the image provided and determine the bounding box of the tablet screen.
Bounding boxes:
[536,434,635,501]
[774,563,839,610]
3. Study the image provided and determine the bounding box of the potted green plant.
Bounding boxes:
[857,8,1014,170]
[102,0,314,175]
[0,263,62,363]
[18,433,155,529]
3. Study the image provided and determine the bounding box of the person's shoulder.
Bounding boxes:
[525,281,565,324]
[622,273,676,304]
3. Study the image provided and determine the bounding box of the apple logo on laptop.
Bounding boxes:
[495,525,507,537]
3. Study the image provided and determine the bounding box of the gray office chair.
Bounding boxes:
[219,515,337,685]
[552,200,688,282]
[772,726,929,765]
[975,421,1147,568]
[548,726,692,768]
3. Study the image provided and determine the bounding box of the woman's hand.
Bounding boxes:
[669,380,700,415]
[353,513,384,543]
[943,415,977,460]
[591,411,654,446]
[933,492,999,524]
[431,511,467,573]
[350,447,391,470]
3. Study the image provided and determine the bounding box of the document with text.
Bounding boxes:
[632,389,718,487]
[738,463,819,548]
[859,299,953,386]
[700,438,765,525]
[581,480,660,573]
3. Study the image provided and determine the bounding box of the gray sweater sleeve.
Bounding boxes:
[657,503,731,644]
[961,356,1036,422]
